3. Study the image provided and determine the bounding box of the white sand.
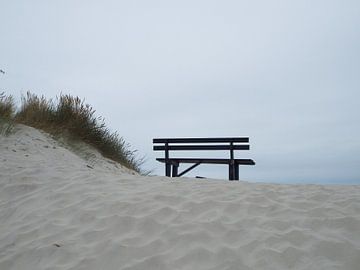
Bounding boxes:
[1,125,360,270]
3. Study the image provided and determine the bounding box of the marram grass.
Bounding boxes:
[1,92,143,173]
[0,92,15,120]
[0,92,16,136]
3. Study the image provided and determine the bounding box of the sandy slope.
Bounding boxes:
[1,125,360,270]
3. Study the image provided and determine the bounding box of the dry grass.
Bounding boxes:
[16,93,55,128]
[0,92,16,135]
[0,92,15,120]
[2,92,143,173]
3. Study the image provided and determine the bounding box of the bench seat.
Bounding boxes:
[156,158,255,179]
[156,158,255,165]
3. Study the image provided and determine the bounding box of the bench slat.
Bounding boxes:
[153,137,249,144]
[153,145,250,151]
[156,158,255,165]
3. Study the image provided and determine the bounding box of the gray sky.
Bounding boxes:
[1,0,360,183]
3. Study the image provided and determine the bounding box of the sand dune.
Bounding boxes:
[1,125,360,270]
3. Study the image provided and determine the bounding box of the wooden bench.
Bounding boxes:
[153,137,255,180]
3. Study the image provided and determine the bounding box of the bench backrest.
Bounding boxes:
[153,137,250,151]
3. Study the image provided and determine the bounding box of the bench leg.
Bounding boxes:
[235,164,239,180]
[172,163,179,177]
[229,164,234,180]
[165,162,171,177]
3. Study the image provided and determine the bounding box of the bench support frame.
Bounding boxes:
[153,137,255,181]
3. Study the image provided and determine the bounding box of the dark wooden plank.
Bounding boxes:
[156,158,255,165]
[153,145,250,151]
[153,137,249,144]
[236,159,255,165]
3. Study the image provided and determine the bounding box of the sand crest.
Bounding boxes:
[1,125,360,270]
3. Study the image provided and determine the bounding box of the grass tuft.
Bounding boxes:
[0,92,16,135]
[2,91,143,173]
[16,92,56,127]
[0,92,15,120]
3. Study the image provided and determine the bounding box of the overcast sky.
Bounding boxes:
[1,0,359,183]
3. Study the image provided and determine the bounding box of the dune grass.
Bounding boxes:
[0,92,16,136]
[1,92,143,173]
